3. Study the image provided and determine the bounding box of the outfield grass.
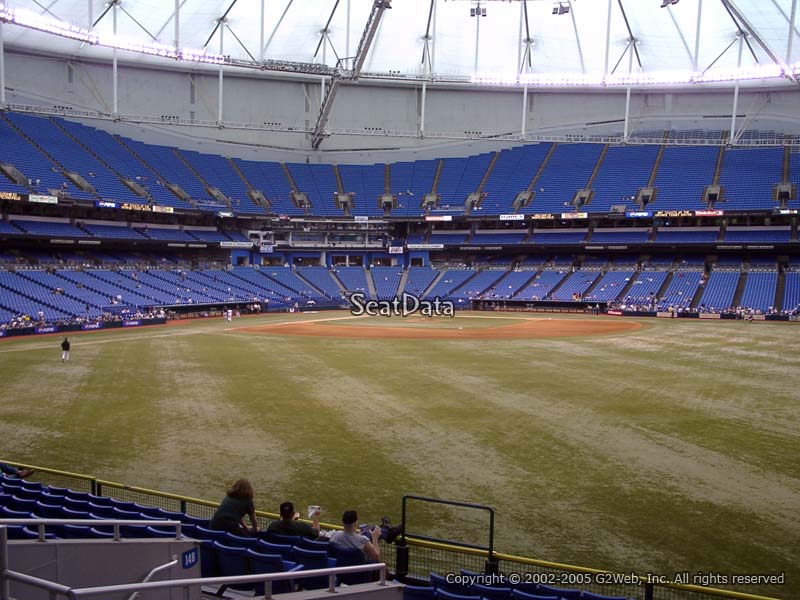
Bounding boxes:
[0,312,797,598]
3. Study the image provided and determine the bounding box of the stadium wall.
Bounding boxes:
[4,49,800,162]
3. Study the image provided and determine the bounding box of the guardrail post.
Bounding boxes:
[1,526,10,600]
[38,524,46,542]
[180,500,187,514]
[644,582,654,600]
[484,557,499,575]
[395,543,409,582]
[91,479,99,496]
[327,573,336,593]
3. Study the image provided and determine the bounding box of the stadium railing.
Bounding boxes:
[0,461,782,600]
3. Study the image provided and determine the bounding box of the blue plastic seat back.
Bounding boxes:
[0,506,32,519]
[246,549,297,594]
[431,572,471,595]
[473,584,511,600]
[200,540,219,578]
[224,531,259,549]
[265,531,302,546]
[292,547,335,590]
[582,593,631,600]
[535,584,582,600]
[181,514,209,527]
[297,537,330,552]
[87,504,115,518]
[196,525,227,541]
[256,539,293,560]
[62,497,90,512]
[404,585,436,600]
[213,541,251,590]
[33,500,65,519]
[510,593,559,600]
[332,546,369,585]
[435,589,482,600]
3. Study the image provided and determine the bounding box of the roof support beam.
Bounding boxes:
[718,0,758,64]
[421,0,435,75]
[519,0,533,74]
[722,0,798,81]
[0,22,6,107]
[568,0,585,74]
[616,0,641,69]
[263,0,294,58]
[789,0,799,63]
[259,0,265,62]
[312,0,391,149]
[203,0,238,50]
[313,0,341,60]
[730,32,743,142]
[603,0,613,78]
[665,3,693,67]
[175,0,180,49]
[693,0,703,70]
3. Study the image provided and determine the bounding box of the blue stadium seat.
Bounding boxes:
[224,531,259,549]
[0,506,32,519]
[430,572,472,595]
[297,537,331,552]
[535,584,582,600]
[33,500,65,519]
[8,496,37,512]
[213,541,250,590]
[291,547,336,590]
[199,540,219,578]
[435,589,481,600]
[330,546,370,585]
[472,584,511,600]
[87,505,115,518]
[404,585,436,600]
[582,592,631,600]
[245,549,303,594]
[509,592,559,600]
[196,525,227,541]
[256,539,294,560]
[265,531,302,546]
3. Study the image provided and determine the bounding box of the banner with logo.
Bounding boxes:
[499,214,525,221]
[28,194,58,204]
[82,323,102,331]
[151,205,174,214]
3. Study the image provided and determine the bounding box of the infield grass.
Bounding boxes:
[0,311,797,598]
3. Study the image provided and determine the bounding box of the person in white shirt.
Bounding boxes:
[328,510,381,561]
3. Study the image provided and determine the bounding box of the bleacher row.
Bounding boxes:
[1,472,629,600]
[0,261,798,325]
[0,111,798,218]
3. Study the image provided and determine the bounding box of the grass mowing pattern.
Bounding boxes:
[0,312,797,598]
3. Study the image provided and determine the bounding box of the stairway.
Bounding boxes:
[526,143,557,194]
[615,271,640,303]
[281,164,300,193]
[655,271,674,300]
[712,132,728,186]
[328,269,348,294]
[173,149,211,189]
[294,271,329,299]
[585,144,609,188]
[646,131,670,188]
[476,151,501,193]
[774,270,786,312]
[544,270,572,300]
[333,164,345,193]
[430,159,444,194]
[731,271,747,307]
[783,142,791,184]
[397,268,410,295]
[228,157,254,191]
[581,271,606,298]
[421,269,446,298]
[384,164,391,193]
[113,135,164,180]
[365,268,378,299]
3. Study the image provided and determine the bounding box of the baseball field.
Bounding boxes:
[0,311,797,598]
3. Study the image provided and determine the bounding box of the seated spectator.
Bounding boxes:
[210,478,258,536]
[0,463,35,479]
[328,510,381,561]
[267,501,320,540]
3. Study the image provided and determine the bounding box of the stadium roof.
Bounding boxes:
[1,0,798,87]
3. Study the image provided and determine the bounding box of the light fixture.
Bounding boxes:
[552,2,570,15]
[661,0,679,7]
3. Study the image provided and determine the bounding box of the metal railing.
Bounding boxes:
[0,519,183,542]
[0,463,785,600]
[0,524,388,600]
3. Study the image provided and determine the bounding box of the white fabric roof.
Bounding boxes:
[1,0,797,80]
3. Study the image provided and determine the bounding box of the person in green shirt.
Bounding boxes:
[210,479,259,536]
[266,501,320,539]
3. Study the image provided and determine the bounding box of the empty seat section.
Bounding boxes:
[522,144,603,213]
[739,272,778,312]
[652,145,718,210]
[590,145,659,213]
